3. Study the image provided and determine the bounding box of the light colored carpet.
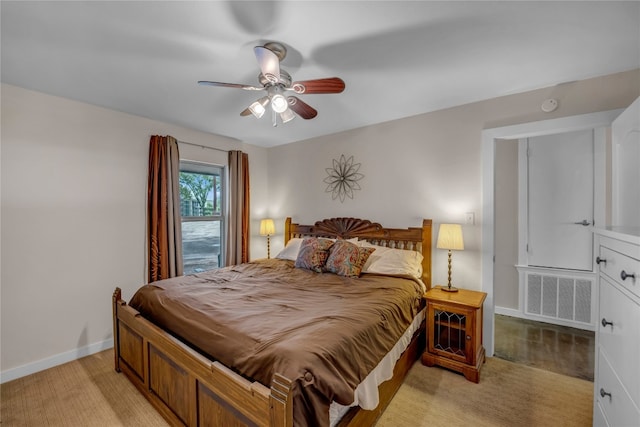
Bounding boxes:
[1,350,169,426]
[377,356,593,427]
[2,350,592,426]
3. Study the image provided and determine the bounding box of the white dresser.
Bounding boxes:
[593,227,640,427]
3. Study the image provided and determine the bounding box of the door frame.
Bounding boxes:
[481,109,623,356]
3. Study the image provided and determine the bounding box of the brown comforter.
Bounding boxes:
[129,258,423,426]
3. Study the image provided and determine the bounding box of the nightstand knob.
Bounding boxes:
[466,335,471,340]
[596,256,606,265]
[600,388,612,400]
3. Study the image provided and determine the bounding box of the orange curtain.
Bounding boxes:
[147,135,183,282]
[225,150,250,265]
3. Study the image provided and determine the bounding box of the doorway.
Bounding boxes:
[513,129,604,331]
[480,109,623,356]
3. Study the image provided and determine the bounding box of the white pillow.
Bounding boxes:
[358,241,424,279]
[276,237,358,261]
[275,238,304,261]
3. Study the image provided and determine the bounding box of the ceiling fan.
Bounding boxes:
[198,42,345,126]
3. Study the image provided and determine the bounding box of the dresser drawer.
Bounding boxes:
[598,277,640,406]
[593,401,609,427]
[598,238,640,299]
[595,349,640,427]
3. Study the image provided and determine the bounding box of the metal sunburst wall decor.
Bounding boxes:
[323,154,364,202]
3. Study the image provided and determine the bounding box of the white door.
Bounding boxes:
[527,129,594,271]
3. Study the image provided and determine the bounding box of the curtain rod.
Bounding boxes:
[178,140,229,153]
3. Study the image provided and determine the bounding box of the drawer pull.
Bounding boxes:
[620,270,636,281]
[600,388,612,400]
[601,318,613,328]
[595,256,606,265]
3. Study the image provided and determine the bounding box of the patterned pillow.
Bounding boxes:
[324,239,376,277]
[294,237,335,272]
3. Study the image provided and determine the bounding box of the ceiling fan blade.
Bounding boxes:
[254,46,281,84]
[198,81,263,91]
[240,108,252,116]
[290,77,345,94]
[287,96,318,119]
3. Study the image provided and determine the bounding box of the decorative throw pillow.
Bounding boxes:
[294,237,334,272]
[324,239,376,277]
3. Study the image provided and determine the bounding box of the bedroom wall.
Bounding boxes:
[0,83,268,381]
[267,69,640,297]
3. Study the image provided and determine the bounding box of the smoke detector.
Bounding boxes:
[541,98,558,113]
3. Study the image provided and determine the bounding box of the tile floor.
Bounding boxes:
[493,314,595,381]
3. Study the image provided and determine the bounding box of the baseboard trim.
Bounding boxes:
[494,306,522,318]
[1,339,113,384]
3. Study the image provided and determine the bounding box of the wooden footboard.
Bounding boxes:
[113,288,425,426]
[113,288,293,427]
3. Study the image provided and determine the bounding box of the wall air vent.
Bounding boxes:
[525,272,593,326]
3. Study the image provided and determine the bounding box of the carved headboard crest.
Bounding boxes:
[285,217,426,248]
[309,217,383,239]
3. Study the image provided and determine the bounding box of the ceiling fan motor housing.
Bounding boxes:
[259,70,292,87]
[263,42,287,61]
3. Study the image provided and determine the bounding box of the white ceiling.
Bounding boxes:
[2,1,639,148]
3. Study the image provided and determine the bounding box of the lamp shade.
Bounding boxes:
[259,218,275,236]
[436,224,464,250]
[280,108,295,123]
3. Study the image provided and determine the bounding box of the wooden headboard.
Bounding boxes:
[284,217,432,289]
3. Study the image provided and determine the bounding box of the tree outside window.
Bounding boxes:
[180,172,220,216]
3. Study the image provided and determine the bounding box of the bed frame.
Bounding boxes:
[112,217,432,427]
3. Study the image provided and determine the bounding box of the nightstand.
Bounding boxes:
[421,286,487,383]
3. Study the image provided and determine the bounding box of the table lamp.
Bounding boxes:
[436,223,464,292]
[259,218,275,259]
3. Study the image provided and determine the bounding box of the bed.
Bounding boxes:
[112,217,432,426]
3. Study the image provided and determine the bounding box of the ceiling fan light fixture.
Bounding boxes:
[249,96,269,118]
[270,93,288,113]
[199,43,345,125]
[249,102,265,118]
[280,109,295,123]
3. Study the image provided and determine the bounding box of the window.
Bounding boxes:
[179,161,224,274]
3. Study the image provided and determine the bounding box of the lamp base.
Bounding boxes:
[441,285,459,292]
